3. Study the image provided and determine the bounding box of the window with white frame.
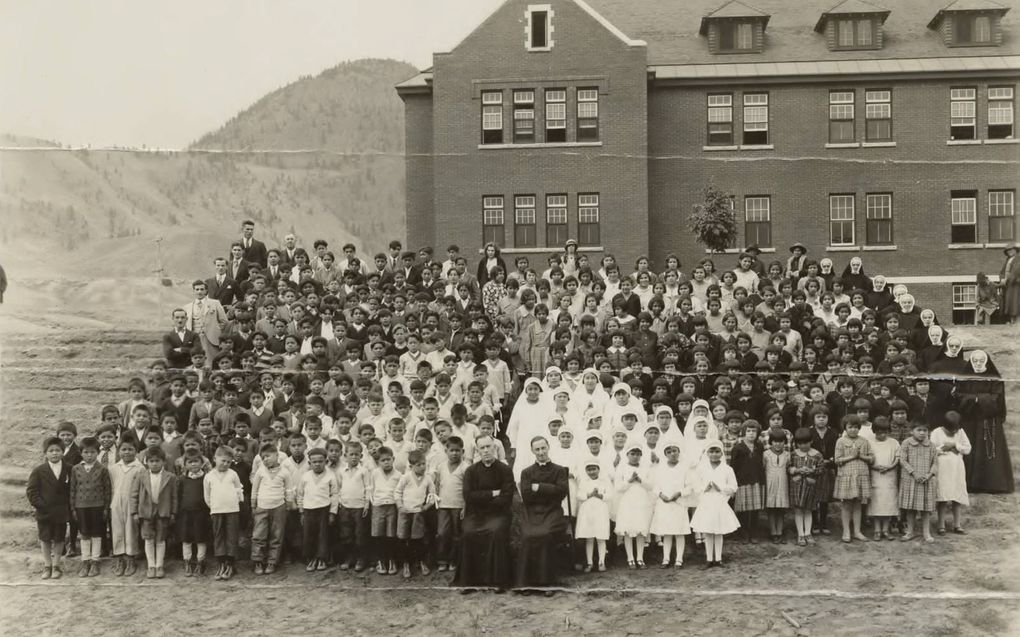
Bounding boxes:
[481,91,503,145]
[988,190,1015,243]
[513,90,535,143]
[719,21,755,52]
[707,94,734,145]
[865,90,892,142]
[988,86,1014,139]
[578,193,600,246]
[836,18,874,49]
[577,88,599,141]
[744,196,772,248]
[865,193,893,245]
[545,194,568,247]
[526,5,552,50]
[950,88,977,140]
[545,89,566,143]
[482,196,505,246]
[743,93,769,145]
[514,195,537,248]
[829,91,855,143]
[829,194,856,246]
[952,283,978,323]
[951,191,978,243]
[954,14,992,45]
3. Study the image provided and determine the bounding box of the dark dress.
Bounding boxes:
[810,426,838,503]
[455,459,515,588]
[515,462,569,588]
[954,361,1015,494]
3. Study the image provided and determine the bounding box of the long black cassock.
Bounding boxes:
[455,459,515,588]
[515,461,569,588]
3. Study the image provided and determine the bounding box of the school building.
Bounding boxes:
[396,0,1020,323]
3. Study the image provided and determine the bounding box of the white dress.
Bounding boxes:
[650,461,691,536]
[869,437,900,517]
[575,475,612,540]
[931,427,971,505]
[690,461,740,535]
[613,463,653,537]
[549,445,579,516]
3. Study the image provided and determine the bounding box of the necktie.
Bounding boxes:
[100,450,109,465]
[218,275,224,285]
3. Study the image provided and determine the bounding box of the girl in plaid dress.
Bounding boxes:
[833,416,874,543]
[788,428,823,546]
[898,423,938,543]
[729,420,764,543]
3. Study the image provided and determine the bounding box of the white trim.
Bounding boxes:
[703,145,739,151]
[571,0,646,47]
[525,5,555,52]
[862,245,897,251]
[947,243,983,249]
[478,141,603,149]
[984,138,1020,145]
[704,248,777,254]
[826,245,860,251]
[946,139,982,146]
[825,142,861,149]
[887,275,1000,284]
[477,246,604,255]
[739,144,775,150]
[861,141,897,148]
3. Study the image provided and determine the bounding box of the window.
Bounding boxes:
[744,196,772,248]
[514,196,537,248]
[481,91,503,145]
[865,193,893,245]
[988,86,1014,139]
[513,90,535,143]
[527,7,551,49]
[950,88,976,140]
[989,190,1015,242]
[545,89,566,143]
[954,14,992,45]
[578,194,600,246]
[829,91,856,143]
[719,21,754,51]
[952,283,978,323]
[836,18,874,49]
[743,93,769,145]
[545,194,568,246]
[577,88,599,141]
[951,191,978,243]
[482,196,505,246]
[829,194,856,246]
[707,94,734,145]
[865,90,892,141]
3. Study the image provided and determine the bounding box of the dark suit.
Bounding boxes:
[228,259,252,285]
[205,276,238,307]
[157,396,195,434]
[265,264,285,284]
[280,248,299,267]
[162,329,200,369]
[26,461,72,537]
[241,239,268,268]
[402,265,424,286]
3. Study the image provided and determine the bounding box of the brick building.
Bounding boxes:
[397,0,1020,323]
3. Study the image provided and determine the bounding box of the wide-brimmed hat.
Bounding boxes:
[1004,243,1020,256]
[744,244,762,255]
[789,243,808,254]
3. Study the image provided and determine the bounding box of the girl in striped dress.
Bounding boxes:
[833,415,874,543]
[788,428,824,546]
[898,422,939,543]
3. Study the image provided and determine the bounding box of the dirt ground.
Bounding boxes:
[1,307,1019,636]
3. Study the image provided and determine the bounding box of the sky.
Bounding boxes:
[0,0,503,148]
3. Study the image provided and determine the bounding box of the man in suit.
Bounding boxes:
[162,308,200,370]
[265,249,284,283]
[228,242,252,286]
[185,280,228,369]
[205,257,238,308]
[386,240,403,272]
[400,251,423,286]
[280,234,299,267]
[239,219,268,268]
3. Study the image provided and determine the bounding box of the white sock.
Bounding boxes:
[675,535,686,562]
[155,542,166,568]
[635,536,646,561]
[197,543,207,561]
[144,540,156,568]
[90,538,102,560]
[623,537,634,562]
[182,542,193,561]
[661,536,674,564]
[596,540,606,564]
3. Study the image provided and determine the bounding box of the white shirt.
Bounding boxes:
[150,471,162,495]
[203,468,243,514]
[48,461,63,480]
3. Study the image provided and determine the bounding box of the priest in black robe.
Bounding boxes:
[515,436,569,589]
[454,435,514,589]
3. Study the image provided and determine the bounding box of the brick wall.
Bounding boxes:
[403,93,434,251]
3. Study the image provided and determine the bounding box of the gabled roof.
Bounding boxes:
[699,0,771,35]
[927,0,1010,29]
[814,0,891,33]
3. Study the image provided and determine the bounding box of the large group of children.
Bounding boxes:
[26,232,1008,582]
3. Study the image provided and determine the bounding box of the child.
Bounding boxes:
[788,428,824,546]
[433,436,467,572]
[26,437,72,579]
[614,444,653,568]
[204,446,244,580]
[730,420,765,543]
[974,272,998,325]
[131,446,178,579]
[370,446,401,574]
[109,436,143,576]
[337,441,371,571]
[869,418,900,540]
[898,422,938,543]
[297,447,340,571]
[395,449,437,578]
[69,436,112,577]
[650,440,691,568]
[250,444,295,575]
[833,415,874,543]
[690,440,740,567]
[931,411,970,534]
[576,460,612,572]
[763,430,790,544]
[177,451,211,576]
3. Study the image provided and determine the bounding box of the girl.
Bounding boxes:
[788,428,823,545]
[650,439,691,568]
[898,422,938,543]
[690,440,740,567]
[763,430,790,543]
[833,415,874,543]
[520,304,554,377]
[868,418,900,540]
[931,411,970,534]
[614,444,653,568]
[730,420,765,543]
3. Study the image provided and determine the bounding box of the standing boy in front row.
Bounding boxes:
[131,447,178,579]
[297,447,340,571]
[69,437,112,577]
[251,443,295,575]
[26,437,72,579]
[205,446,244,581]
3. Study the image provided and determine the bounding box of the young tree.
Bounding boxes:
[689,185,737,253]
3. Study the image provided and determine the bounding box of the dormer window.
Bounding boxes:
[814,0,889,51]
[700,1,770,55]
[720,22,755,51]
[956,13,992,43]
[525,5,554,51]
[927,1,1010,48]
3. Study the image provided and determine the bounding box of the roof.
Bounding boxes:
[814,0,891,32]
[585,0,1020,65]
[927,0,1010,29]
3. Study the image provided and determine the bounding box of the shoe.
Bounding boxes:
[873,532,882,541]
[316,560,327,571]
[924,537,935,544]
[702,562,714,570]
[598,563,607,572]
[376,561,386,575]
[420,562,430,576]
[41,566,52,580]
[51,565,63,579]
[184,561,194,577]
[155,566,165,579]
[886,533,897,542]
[124,558,137,577]
[354,560,365,573]
[811,528,820,535]
[214,564,224,580]
[749,537,759,545]
[339,562,349,571]
[306,560,316,572]
[797,537,807,547]
[841,536,851,543]
[402,563,411,579]
[78,561,90,578]
[806,537,816,545]
[436,563,448,572]
[953,527,967,535]
[659,562,669,569]
[222,564,234,580]
[584,564,594,573]
[196,560,207,576]
[388,561,398,575]
[146,567,156,579]
[253,562,264,576]
[636,561,646,569]
[937,527,947,535]
[264,562,276,575]
[900,534,915,542]
[88,561,100,577]
[112,556,125,577]
[674,562,683,569]
[627,560,636,569]
[854,534,869,542]
[716,561,725,568]
[820,528,831,535]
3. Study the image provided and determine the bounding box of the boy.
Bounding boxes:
[297,447,339,571]
[56,421,82,556]
[338,440,371,571]
[250,444,295,575]
[70,437,112,577]
[395,450,436,578]
[26,437,72,579]
[204,446,244,580]
[109,436,143,576]
[131,446,178,579]
[432,436,467,572]
[370,446,401,575]
[282,433,309,561]
[189,381,224,432]
[160,413,185,467]
[213,387,246,437]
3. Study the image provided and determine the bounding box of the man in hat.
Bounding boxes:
[1001,243,1020,324]
[743,244,768,278]
[785,243,808,280]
